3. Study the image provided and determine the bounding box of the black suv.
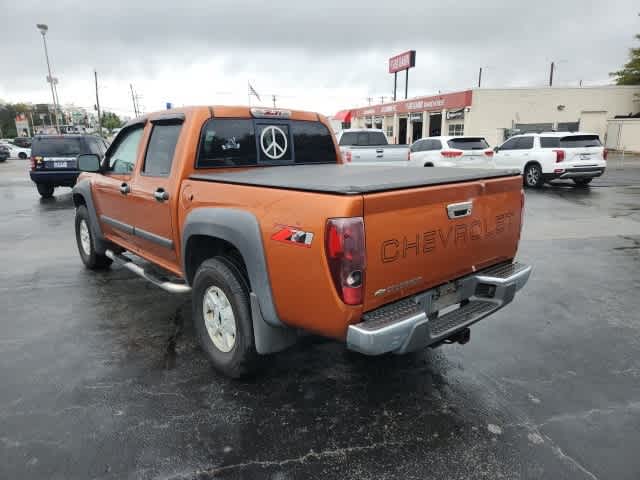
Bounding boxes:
[0,145,9,162]
[29,135,109,198]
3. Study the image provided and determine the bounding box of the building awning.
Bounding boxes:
[333,110,352,122]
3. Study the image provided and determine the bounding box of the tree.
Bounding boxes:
[610,34,640,85]
[101,111,122,131]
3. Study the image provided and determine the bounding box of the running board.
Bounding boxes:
[105,250,191,294]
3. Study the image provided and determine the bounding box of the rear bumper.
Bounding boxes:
[29,170,79,187]
[346,262,532,355]
[543,166,605,181]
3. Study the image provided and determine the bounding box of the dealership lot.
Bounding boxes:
[1,157,639,479]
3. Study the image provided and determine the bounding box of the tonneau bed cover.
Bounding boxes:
[190,165,520,195]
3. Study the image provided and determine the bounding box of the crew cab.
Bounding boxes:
[493,132,607,188]
[72,106,531,378]
[337,128,409,165]
[409,136,495,168]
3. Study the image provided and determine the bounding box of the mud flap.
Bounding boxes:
[250,293,297,354]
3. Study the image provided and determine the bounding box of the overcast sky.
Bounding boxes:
[1,0,638,118]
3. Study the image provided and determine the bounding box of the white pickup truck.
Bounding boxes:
[493,132,607,188]
[337,128,409,165]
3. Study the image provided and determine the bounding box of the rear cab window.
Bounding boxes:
[197,119,336,168]
[447,138,489,150]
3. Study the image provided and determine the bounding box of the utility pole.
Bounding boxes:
[366,96,372,105]
[130,84,139,117]
[478,67,483,88]
[94,70,102,137]
[36,24,60,133]
[380,96,386,104]
[549,61,555,87]
[272,94,277,108]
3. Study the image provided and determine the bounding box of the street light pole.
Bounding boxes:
[36,23,60,133]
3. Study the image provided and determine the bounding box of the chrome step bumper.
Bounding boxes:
[346,261,531,355]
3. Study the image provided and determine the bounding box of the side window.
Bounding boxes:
[516,136,534,149]
[143,123,182,176]
[540,137,559,148]
[107,127,144,174]
[86,138,103,156]
[499,137,520,150]
[429,139,442,151]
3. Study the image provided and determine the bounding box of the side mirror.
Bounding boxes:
[77,153,101,172]
[493,146,499,153]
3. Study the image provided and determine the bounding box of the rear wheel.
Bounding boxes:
[75,205,112,269]
[18,152,27,160]
[523,163,543,188]
[36,183,55,198]
[192,258,258,378]
[573,178,592,186]
[424,163,434,167]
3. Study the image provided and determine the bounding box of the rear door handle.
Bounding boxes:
[154,188,169,202]
[120,183,130,195]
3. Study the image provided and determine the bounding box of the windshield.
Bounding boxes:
[447,138,489,150]
[31,137,83,157]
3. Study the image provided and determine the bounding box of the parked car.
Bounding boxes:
[12,137,32,148]
[0,142,30,159]
[72,106,531,378]
[409,136,495,168]
[493,132,607,188]
[337,128,409,165]
[29,134,109,198]
[0,145,9,162]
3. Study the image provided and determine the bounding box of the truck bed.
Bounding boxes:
[190,164,520,195]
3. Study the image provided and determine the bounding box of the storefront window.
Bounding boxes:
[386,126,393,137]
[448,123,464,136]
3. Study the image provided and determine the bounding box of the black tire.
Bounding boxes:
[192,257,258,378]
[573,178,592,186]
[36,183,55,198]
[18,152,27,160]
[75,205,112,270]
[523,163,543,188]
[424,163,434,167]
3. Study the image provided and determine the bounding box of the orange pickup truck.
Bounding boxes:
[72,106,531,377]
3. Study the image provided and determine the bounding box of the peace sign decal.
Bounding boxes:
[260,126,288,160]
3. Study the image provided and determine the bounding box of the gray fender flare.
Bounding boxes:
[72,179,108,254]
[182,208,297,354]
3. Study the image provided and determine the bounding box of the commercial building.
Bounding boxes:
[336,85,640,148]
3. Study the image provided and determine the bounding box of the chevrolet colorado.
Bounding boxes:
[72,106,531,378]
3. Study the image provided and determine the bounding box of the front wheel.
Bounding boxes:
[523,164,543,188]
[573,178,592,186]
[36,183,55,198]
[192,258,258,378]
[18,152,27,160]
[75,205,112,269]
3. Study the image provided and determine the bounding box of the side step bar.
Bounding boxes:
[105,250,191,294]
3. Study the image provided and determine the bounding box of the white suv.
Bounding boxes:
[493,132,607,188]
[408,136,495,169]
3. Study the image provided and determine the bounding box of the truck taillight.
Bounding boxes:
[325,217,365,305]
[603,148,608,161]
[553,149,565,163]
[441,151,463,158]
[30,156,36,170]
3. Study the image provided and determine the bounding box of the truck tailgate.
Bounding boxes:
[363,175,523,311]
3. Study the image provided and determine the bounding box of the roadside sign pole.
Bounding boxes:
[94,70,102,137]
[405,69,409,99]
[393,72,397,102]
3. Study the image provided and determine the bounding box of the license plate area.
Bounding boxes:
[432,282,462,313]
[579,154,591,161]
[53,161,68,168]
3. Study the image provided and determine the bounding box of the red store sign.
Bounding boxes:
[353,90,473,118]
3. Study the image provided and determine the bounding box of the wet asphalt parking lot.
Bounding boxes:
[1,156,639,480]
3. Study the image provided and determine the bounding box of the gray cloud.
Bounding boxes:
[1,0,638,114]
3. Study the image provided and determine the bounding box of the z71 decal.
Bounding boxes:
[271,226,314,248]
